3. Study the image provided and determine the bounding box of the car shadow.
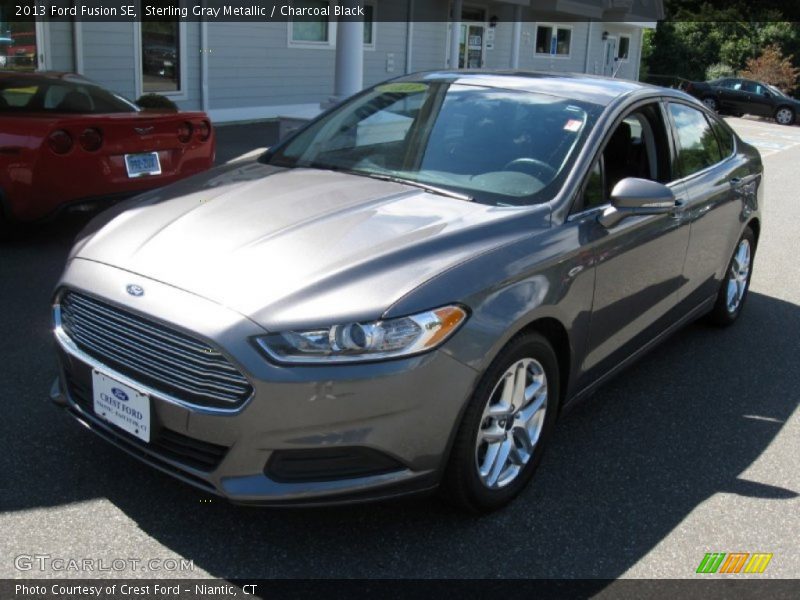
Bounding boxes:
[1,214,797,578]
[213,122,280,165]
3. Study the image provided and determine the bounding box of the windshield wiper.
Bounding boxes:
[294,162,473,202]
[359,172,474,202]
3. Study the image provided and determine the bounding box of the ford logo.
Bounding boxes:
[111,387,129,402]
[126,284,144,297]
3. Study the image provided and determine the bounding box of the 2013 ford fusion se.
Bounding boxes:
[51,72,762,512]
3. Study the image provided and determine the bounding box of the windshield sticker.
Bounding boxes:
[375,83,429,94]
[564,119,583,132]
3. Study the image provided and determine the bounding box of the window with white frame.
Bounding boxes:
[535,25,571,57]
[290,0,332,45]
[140,18,185,94]
[363,2,376,46]
[289,1,375,48]
[617,35,631,61]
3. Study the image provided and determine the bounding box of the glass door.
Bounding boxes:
[0,9,39,71]
[459,24,485,69]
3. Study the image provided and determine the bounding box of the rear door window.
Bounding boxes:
[668,103,723,178]
[708,116,735,158]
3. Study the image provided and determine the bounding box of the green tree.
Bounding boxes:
[644,16,800,91]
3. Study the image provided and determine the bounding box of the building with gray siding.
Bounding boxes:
[7,1,661,123]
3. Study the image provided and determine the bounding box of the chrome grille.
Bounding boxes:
[59,292,252,407]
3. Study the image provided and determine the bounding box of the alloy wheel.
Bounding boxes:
[702,97,718,111]
[474,358,548,489]
[726,238,751,313]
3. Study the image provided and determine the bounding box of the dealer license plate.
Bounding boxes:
[92,370,151,442]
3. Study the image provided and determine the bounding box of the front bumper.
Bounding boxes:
[51,259,478,506]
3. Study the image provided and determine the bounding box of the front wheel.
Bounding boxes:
[775,106,795,126]
[702,96,719,112]
[442,332,560,513]
[708,227,755,326]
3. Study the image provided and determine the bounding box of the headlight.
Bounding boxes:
[256,305,468,364]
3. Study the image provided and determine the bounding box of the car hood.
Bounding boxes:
[74,161,547,330]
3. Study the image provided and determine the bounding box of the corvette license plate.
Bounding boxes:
[125,152,161,178]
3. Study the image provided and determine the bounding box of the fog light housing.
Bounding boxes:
[265,447,405,482]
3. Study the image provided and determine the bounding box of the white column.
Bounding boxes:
[584,21,593,73]
[449,0,463,69]
[330,0,364,104]
[405,0,415,73]
[72,21,84,74]
[200,20,209,111]
[510,5,522,69]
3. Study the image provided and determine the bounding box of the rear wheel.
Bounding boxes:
[0,209,11,241]
[702,96,719,112]
[442,332,559,513]
[708,227,755,326]
[775,106,795,126]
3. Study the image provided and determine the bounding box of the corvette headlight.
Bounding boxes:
[256,305,468,364]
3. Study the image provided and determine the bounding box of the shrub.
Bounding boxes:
[740,44,800,93]
[135,93,178,111]
[705,63,736,81]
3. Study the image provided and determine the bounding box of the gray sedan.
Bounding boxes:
[51,71,763,512]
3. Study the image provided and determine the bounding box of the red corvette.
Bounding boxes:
[0,71,215,236]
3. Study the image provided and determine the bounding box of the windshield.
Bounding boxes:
[766,83,789,98]
[263,81,601,206]
[0,77,138,114]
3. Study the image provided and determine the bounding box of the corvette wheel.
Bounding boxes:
[0,210,11,241]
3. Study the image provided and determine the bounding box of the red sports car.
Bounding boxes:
[0,71,215,236]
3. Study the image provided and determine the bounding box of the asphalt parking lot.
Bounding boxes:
[1,116,798,581]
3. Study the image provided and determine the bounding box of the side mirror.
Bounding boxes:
[598,178,676,228]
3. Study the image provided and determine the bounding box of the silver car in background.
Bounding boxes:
[51,72,763,511]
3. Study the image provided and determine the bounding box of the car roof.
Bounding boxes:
[396,70,664,106]
[0,70,94,84]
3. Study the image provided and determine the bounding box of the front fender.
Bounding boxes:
[387,220,595,399]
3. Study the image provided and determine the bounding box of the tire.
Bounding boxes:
[0,208,12,242]
[702,96,719,112]
[775,106,795,126]
[708,227,756,326]
[442,332,560,513]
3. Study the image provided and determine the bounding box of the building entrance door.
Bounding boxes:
[603,36,618,77]
[460,23,486,68]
